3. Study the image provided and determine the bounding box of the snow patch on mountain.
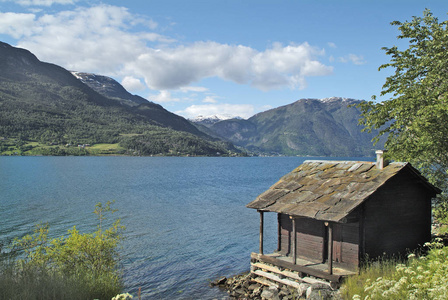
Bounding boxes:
[319,97,359,103]
[190,114,243,127]
[191,114,239,122]
[71,71,106,87]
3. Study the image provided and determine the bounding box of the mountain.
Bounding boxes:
[0,42,238,156]
[200,97,382,156]
[70,71,211,137]
[189,115,240,128]
[71,71,148,106]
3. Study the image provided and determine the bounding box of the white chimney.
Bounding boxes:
[376,150,389,169]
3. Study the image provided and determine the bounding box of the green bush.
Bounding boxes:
[0,201,125,300]
[340,239,448,299]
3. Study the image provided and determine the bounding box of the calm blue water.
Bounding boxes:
[0,156,372,299]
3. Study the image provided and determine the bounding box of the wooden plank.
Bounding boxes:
[251,252,341,282]
[253,276,279,288]
[251,262,332,287]
[252,269,302,289]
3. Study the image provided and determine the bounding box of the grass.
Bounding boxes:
[340,257,403,299]
[0,138,126,156]
[0,261,121,300]
[88,143,126,155]
[340,239,448,299]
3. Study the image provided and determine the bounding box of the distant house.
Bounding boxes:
[246,151,440,286]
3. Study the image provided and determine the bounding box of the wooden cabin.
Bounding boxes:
[246,151,441,286]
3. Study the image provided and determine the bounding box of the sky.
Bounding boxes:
[0,0,447,119]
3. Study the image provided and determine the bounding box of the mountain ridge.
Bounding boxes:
[1,41,380,157]
[194,97,381,156]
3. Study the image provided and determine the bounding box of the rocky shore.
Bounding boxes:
[210,272,342,300]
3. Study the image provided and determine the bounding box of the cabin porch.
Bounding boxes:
[250,252,356,288]
[253,211,358,288]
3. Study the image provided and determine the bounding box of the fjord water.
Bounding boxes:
[0,156,371,299]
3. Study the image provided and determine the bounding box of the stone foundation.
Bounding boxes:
[210,272,342,299]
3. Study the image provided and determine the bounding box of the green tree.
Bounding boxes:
[358,9,448,191]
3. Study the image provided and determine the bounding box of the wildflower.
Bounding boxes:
[395,263,406,272]
[404,268,416,275]
[364,285,373,292]
[352,294,361,300]
[408,253,416,259]
[408,294,418,300]
[112,293,133,300]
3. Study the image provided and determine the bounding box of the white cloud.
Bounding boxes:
[179,86,209,93]
[148,90,180,103]
[202,96,217,103]
[121,76,145,92]
[0,5,333,92]
[2,0,77,6]
[2,5,166,75]
[176,104,254,119]
[128,41,333,91]
[0,13,36,38]
[327,42,337,48]
[339,54,366,65]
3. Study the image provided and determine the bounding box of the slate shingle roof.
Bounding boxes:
[246,160,440,222]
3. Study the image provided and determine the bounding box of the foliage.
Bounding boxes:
[357,9,448,190]
[340,239,448,300]
[119,129,238,156]
[0,201,125,300]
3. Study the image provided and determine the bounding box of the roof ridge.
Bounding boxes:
[303,160,375,164]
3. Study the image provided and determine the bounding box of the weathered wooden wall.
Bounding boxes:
[332,222,359,271]
[363,169,433,258]
[279,213,360,270]
[295,217,325,262]
[279,214,324,262]
[279,213,291,256]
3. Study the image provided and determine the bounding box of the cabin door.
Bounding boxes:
[332,224,342,263]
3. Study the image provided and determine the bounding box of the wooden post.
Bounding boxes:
[277,213,281,252]
[359,204,365,269]
[259,210,264,255]
[326,222,333,275]
[290,216,297,264]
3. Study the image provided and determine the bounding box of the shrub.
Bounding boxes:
[0,201,125,300]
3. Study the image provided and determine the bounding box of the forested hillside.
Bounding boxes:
[202,98,382,156]
[0,42,239,156]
